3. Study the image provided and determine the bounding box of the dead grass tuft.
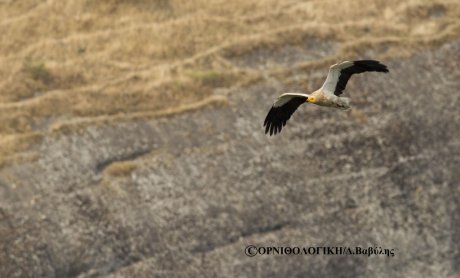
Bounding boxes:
[104,160,138,177]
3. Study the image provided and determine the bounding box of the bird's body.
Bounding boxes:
[264,60,389,135]
[308,89,351,109]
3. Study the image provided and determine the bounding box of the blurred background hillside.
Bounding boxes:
[0,0,459,277]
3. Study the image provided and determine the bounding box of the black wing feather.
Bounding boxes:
[334,60,389,96]
[263,96,306,136]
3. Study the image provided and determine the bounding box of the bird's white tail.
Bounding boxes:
[337,97,351,110]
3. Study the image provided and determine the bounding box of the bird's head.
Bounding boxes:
[306,96,316,103]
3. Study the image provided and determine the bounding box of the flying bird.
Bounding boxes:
[263,60,389,135]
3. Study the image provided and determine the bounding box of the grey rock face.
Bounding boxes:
[0,41,459,277]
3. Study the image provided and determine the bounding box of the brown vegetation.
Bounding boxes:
[0,0,459,167]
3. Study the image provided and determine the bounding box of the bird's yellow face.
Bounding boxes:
[307,97,316,103]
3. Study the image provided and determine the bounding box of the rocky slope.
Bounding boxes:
[0,37,459,277]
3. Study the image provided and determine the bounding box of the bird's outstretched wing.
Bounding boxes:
[263,93,308,136]
[321,60,389,96]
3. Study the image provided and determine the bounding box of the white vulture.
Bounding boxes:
[263,60,389,135]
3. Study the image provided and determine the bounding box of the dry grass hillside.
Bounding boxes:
[1,1,460,277]
[1,0,460,167]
